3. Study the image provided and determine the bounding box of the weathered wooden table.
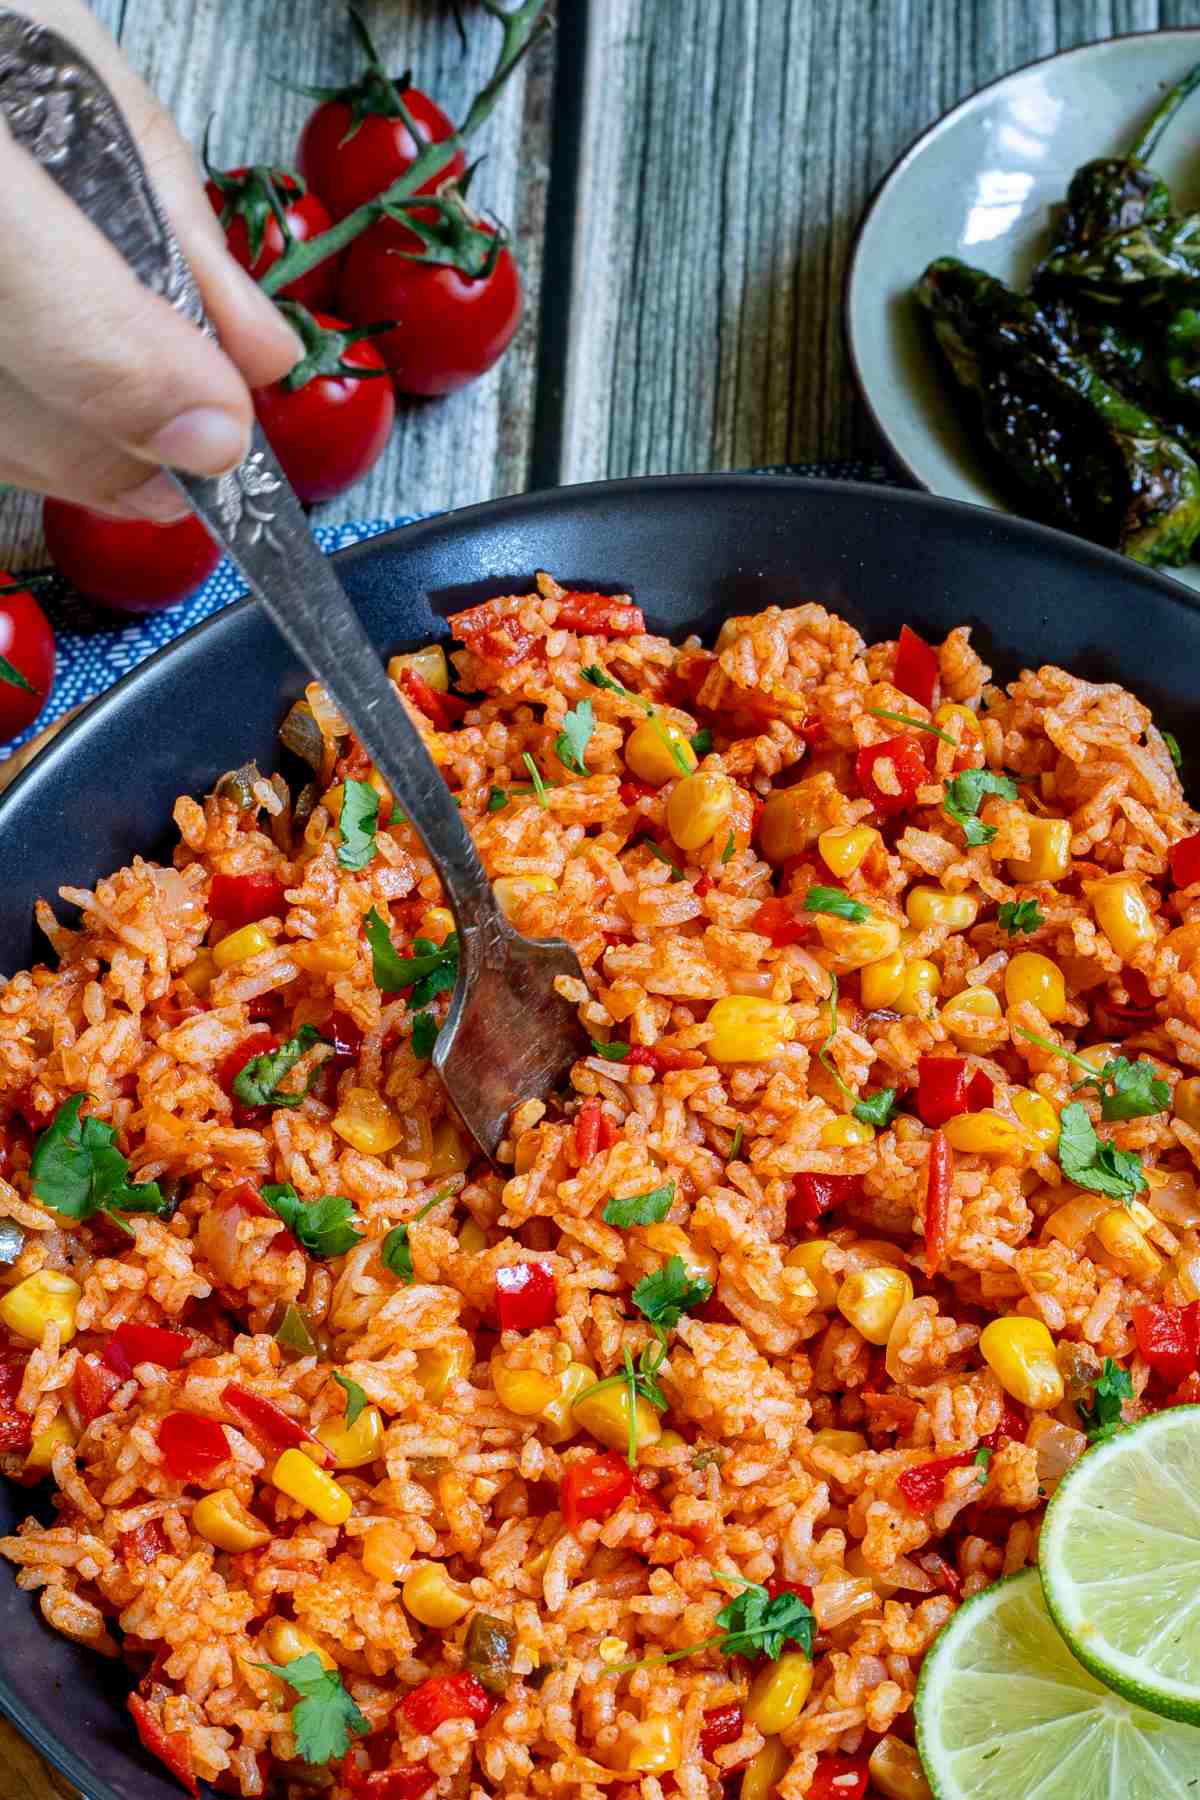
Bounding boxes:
[0,0,1187,1790]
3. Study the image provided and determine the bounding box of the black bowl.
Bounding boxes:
[1,472,1198,1797]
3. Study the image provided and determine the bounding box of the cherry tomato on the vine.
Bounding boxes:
[42,502,221,616]
[339,218,521,397]
[204,160,337,310]
[0,576,54,740]
[254,304,396,503]
[296,13,463,220]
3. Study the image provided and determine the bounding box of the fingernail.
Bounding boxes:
[118,471,191,524]
[147,407,247,476]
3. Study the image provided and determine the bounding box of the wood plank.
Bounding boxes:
[557,0,1169,483]
[0,0,553,572]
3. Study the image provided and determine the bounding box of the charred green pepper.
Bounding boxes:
[916,257,1200,565]
[464,1611,515,1693]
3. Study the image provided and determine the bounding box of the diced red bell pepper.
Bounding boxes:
[120,1519,171,1566]
[1166,1371,1200,1408]
[893,624,940,712]
[916,1057,970,1127]
[788,1172,862,1230]
[752,897,813,948]
[158,1411,230,1484]
[554,590,645,637]
[74,1353,123,1426]
[0,1360,30,1452]
[400,1671,494,1733]
[917,1547,963,1600]
[104,1323,190,1379]
[966,1068,994,1111]
[800,713,827,749]
[1170,831,1200,889]
[448,598,540,669]
[855,734,929,817]
[494,1260,557,1330]
[765,1576,814,1607]
[1103,966,1159,1030]
[575,1096,617,1163]
[625,1043,700,1073]
[1133,1301,1200,1386]
[618,777,657,807]
[699,1702,744,1759]
[560,1451,635,1532]
[897,1452,975,1517]
[694,872,714,897]
[924,1129,954,1278]
[209,871,288,929]
[221,1382,332,1465]
[399,667,467,731]
[328,1009,364,1066]
[128,1692,199,1799]
[980,1397,1026,1448]
[341,1757,434,1800]
[808,1754,870,1800]
[217,1182,300,1256]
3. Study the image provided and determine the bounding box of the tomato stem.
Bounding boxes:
[260,0,549,298]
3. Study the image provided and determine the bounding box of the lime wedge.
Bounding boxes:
[1039,1405,1200,1723]
[915,1567,1200,1798]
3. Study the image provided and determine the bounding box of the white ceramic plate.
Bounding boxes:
[845,28,1200,594]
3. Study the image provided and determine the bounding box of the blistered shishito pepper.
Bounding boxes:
[915,258,1200,566]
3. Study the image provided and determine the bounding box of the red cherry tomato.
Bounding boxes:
[0,575,54,739]
[254,308,395,503]
[299,80,463,220]
[209,870,289,928]
[339,217,521,396]
[42,502,220,616]
[399,1671,493,1733]
[204,164,336,309]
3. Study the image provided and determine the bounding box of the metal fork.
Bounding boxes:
[0,9,588,1158]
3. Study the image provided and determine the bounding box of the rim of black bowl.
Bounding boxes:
[3,467,1200,1800]
[843,24,1200,511]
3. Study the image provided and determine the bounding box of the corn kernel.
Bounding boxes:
[819,913,903,974]
[1004,951,1067,1022]
[642,1222,718,1288]
[624,718,697,787]
[785,1240,841,1309]
[820,1115,875,1147]
[656,1429,687,1452]
[758,783,823,864]
[741,1738,789,1800]
[933,703,983,759]
[271,1447,353,1525]
[458,1219,488,1257]
[746,1651,814,1734]
[193,1488,271,1551]
[1094,1208,1163,1285]
[818,824,881,878]
[420,906,455,944]
[1076,1041,1120,1072]
[362,1518,409,1583]
[333,1086,404,1155]
[905,886,979,932]
[1010,1089,1059,1152]
[24,1414,76,1473]
[667,771,734,851]
[315,1404,384,1469]
[812,1428,867,1454]
[896,958,941,1016]
[837,1266,914,1345]
[598,1635,628,1664]
[413,1342,472,1402]
[541,1361,596,1445]
[260,1618,335,1671]
[1085,874,1156,961]
[402,1561,472,1627]
[869,1735,932,1800]
[1007,815,1071,884]
[943,1109,1029,1158]
[624,1717,682,1775]
[429,1117,471,1177]
[979,1316,1064,1409]
[322,784,344,821]
[0,1271,80,1345]
[572,1379,662,1456]
[940,985,1002,1047]
[1175,1077,1200,1129]
[366,767,392,813]
[492,1357,561,1417]
[494,873,557,923]
[861,949,905,1009]
[388,644,449,692]
[212,923,272,970]
[183,949,216,996]
[707,996,796,1063]
[290,937,358,974]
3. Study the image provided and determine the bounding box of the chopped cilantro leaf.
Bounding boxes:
[943,769,1018,846]
[1164,730,1183,770]
[728,1123,744,1161]
[853,1088,899,1129]
[555,699,595,775]
[380,1189,451,1285]
[333,1373,367,1427]
[1079,1358,1133,1443]
[521,752,549,808]
[603,1181,675,1228]
[580,664,630,698]
[690,728,713,757]
[1016,1029,1169,1124]
[487,786,509,812]
[720,831,736,864]
[364,910,459,1005]
[997,898,1045,936]
[254,1653,367,1764]
[590,1040,630,1061]
[29,1094,165,1227]
[637,838,683,878]
[973,1445,993,1480]
[1056,1102,1146,1202]
[260,1184,363,1259]
[410,1011,439,1059]
[232,1025,327,1110]
[335,779,380,871]
[713,1572,814,1660]
[632,1254,712,1330]
[803,885,871,923]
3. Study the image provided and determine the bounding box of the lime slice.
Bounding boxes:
[915,1567,1200,1798]
[1039,1406,1200,1723]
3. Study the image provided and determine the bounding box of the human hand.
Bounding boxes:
[0,1,301,521]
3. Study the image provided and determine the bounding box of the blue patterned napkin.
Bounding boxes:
[6,457,897,754]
